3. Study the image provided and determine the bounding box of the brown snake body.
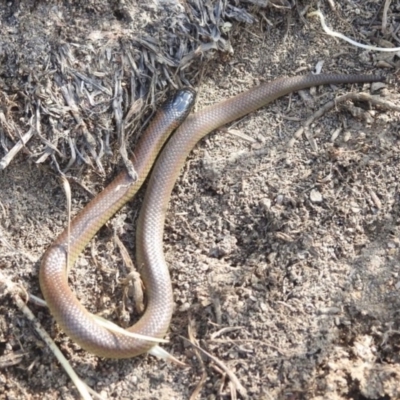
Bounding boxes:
[40,73,383,358]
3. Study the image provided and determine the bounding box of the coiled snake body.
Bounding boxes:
[40,73,383,358]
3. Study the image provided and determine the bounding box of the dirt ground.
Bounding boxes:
[1,1,400,399]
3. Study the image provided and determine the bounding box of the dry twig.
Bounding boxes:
[382,0,392,34]
[288,92,400,148]
[182,336,249,399]
[0,272,96,400]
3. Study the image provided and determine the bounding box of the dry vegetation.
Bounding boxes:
[0,0,400,399]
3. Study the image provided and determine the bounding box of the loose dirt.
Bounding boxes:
[1,1,400,399]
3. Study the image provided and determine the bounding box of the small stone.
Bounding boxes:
[179,303,191,312]
[371,81,386,92]
[260,198,271,211]
[310,189,322,203]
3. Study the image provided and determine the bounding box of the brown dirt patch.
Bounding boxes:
[1,1,400,399]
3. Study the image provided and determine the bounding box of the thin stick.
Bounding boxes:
[382,0,392,34]
[309,10,400,52]
[0,272,96,400]
[61,176,72,275]
[182,337,249,400]
[288,92,400,147]
[0,127,34,170]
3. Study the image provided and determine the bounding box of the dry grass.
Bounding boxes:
[1,0,400,399]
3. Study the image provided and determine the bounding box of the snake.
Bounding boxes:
[40,73,383,358]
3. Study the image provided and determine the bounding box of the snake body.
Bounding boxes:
[40,73,383,358]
